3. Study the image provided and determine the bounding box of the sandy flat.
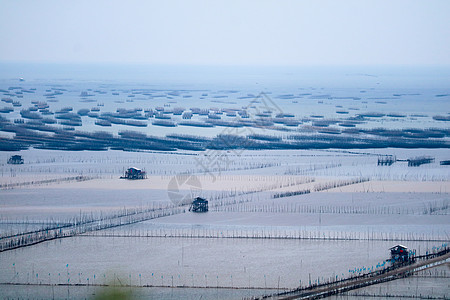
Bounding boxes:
[3,172,449,195]
[24,175,316,191]
[29,176,450,195]
[324,180,450,193]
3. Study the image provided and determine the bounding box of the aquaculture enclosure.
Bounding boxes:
[0,66,449,299]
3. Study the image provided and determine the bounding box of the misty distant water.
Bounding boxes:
[1,63,450,89]
[0,63,448,140]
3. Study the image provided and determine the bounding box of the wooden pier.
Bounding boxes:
[262,248,450,300]
[377,155,396,166]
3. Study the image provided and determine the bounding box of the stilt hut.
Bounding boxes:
[189,197,208,212]
[389,244,410,263]
[121,167,146,180]
[7,155,24,164]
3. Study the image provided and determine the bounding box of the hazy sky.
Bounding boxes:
[1,0,449,66]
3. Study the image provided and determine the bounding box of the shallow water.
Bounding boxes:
[0,236,443,290]
[0,284,273,300]
[0,64,449,299]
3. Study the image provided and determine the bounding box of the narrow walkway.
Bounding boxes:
[0,205,185,252]
[263,250,450,300]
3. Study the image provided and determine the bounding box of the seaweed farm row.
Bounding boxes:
[1,120,449,152]
[1,82,449,152]
[87,226,448,242]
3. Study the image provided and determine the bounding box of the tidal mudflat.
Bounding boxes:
[0,66,449,299]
